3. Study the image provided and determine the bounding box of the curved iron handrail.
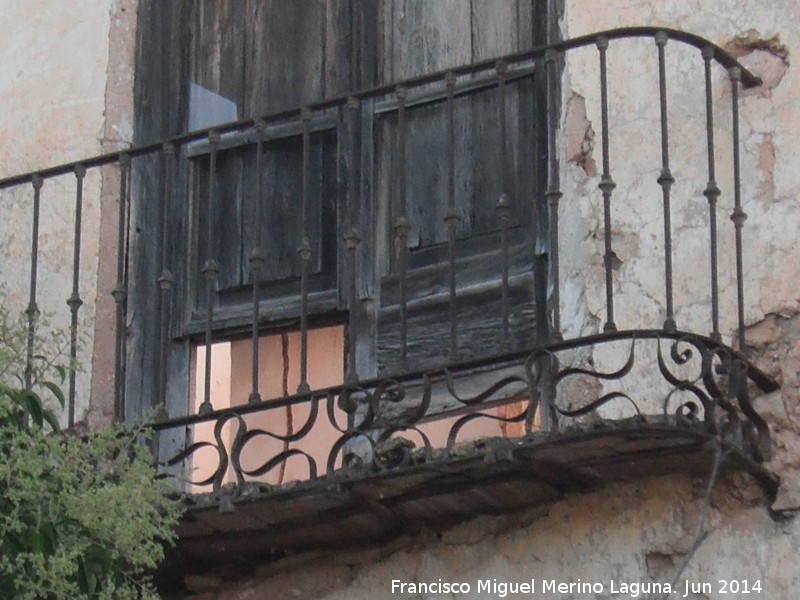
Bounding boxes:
[0,27,760,190]
[156,330,776,491]
[149,329,777,432]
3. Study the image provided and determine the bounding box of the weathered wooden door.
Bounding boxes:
[129,0,550,419]
[372,1,550,373]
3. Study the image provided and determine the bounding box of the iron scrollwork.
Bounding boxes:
[157,332,774,493]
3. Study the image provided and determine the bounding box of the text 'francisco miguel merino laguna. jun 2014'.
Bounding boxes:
[389,577,763,598]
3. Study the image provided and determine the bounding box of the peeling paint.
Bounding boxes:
[166,474,799,600]
[756,133,777,197]
[748,313,800,512]
[3,0,800,598]
[726,29,790,63]
[565,92,598,177]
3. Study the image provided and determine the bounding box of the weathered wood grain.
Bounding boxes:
[378,274,538,373]
[131,0,553,416]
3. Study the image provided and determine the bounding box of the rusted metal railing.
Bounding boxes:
[0,28,774,487]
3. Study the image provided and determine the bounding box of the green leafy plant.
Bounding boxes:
[0,301,181,599]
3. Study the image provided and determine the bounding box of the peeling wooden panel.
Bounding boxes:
[380,0,539,81]
[370,1,549,376]
[191,0,246,110]
[471,0,527,60]
[377,277,538,373]
[125,152,162,418]
[134,0,192,140]
[220,148,248,289]
[381,241,537,306]
[243,0,328,116]
[352,0,382,89]
[353,98,380,379]
[375,85,538,252]
[382,0,472,81]
[323,0,355,98]
[130,0,194,421]
[187,0,358,119]
[255,132,338,286]
[372,85,544,374]
[192,131,338,297]
[131,0,551,409]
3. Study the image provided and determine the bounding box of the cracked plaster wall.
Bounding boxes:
[0,0,136,426]
[559,0,799,337]
[177,473,799,600]
[550,0,800,595]
[2,0,799,596]
[557,0,800,505]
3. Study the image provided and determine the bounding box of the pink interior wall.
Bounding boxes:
[189,326,535,490]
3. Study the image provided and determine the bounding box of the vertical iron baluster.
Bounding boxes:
[67,165,85,427]
[702,47,722,342]
[298,109,312,394]
[497,194,511,347]
[113,153,130,422]
[596,36,617,333]
[496,60,511,351]
[656,31,676,332]
[25,174,43,391]
[345,97,361,384]
[729,68,747,351]
[249,120,266,404]
[545,49,563,341]
[199,130,220,415]
[157,143,175,415]
[445,71,460,362]
[394,85,410,372]
[345,226,361,383]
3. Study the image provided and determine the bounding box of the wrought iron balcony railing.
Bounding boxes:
[0,28,777,496]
